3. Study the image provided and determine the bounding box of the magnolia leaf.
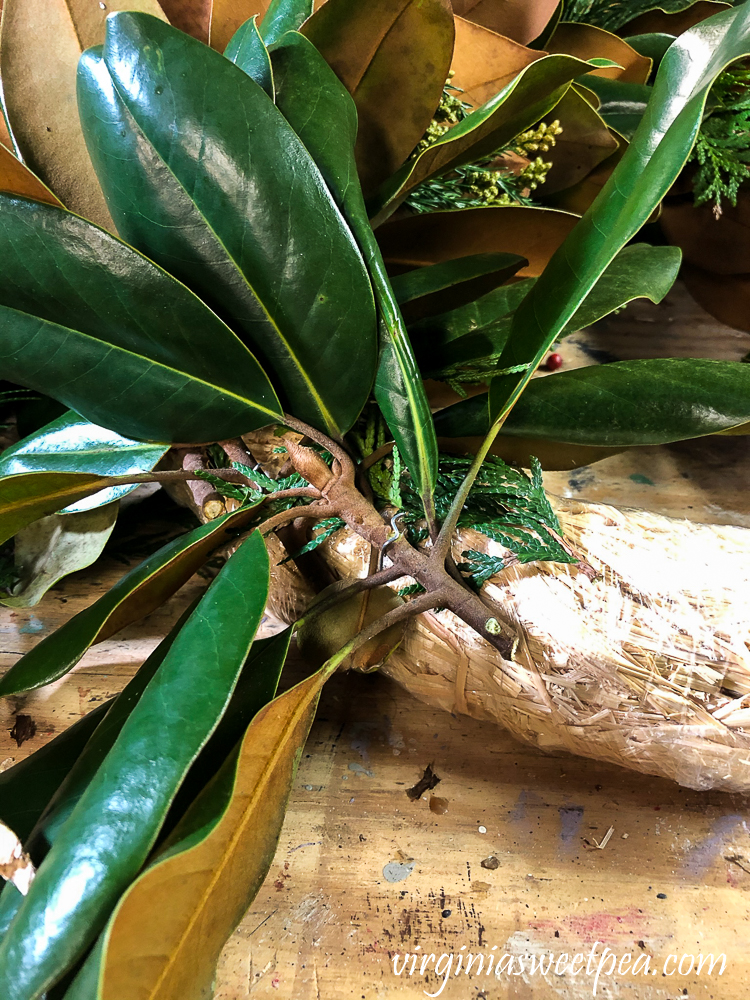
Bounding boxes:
[449,17,541,108]
[546,22,652,84]
[158,0,211,42]
[70,657,334,1000]
[298,586,406,671]
[435,358,750,445]
[78,13,376,437]
[26,605,199,869]
[541,87,619,195]
[415,243,680,379]
[370,43,612,224]
[436,432,625,471]
[1,501,119,609]
[0,605,203,942]
[391,252,528,322]
[452,0,560,45]
[260,0,313,44]
[545,139,627,214]
[0,411,169,513]
[0,143,61,206]
[576,77,652,141]
[0,502,263,697]
[621,0,729,36]
[224,16,274,97]
[301,0,455,194]
[624,31,676,69]
[271,31,439,516]
[0,197,282,443]
[0,532,271,998]
[0,472,114,547]
[0,0,167,227]
[377,206,579,279]
[488,3,750,428]
[208,0,268,50]
[163,629,292,835]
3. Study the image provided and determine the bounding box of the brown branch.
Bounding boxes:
[256,501,331,538]
[282,413,357,487]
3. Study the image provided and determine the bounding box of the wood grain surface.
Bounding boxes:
[2,282,750,999]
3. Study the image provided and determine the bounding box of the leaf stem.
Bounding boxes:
[430,417,505,564]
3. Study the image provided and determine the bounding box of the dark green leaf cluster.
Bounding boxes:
[562,0,703,31]
[690,63,750,211]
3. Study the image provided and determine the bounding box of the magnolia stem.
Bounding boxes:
[281,413,357,486]
[431,417,507,564]
[256,502,330,537]
[296,564,404,628]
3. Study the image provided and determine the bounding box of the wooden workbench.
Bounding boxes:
[2,283,750,999]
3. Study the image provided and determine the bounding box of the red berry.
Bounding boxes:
[545,352,563,371]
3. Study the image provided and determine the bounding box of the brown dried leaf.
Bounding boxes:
[298,585,406,672]
[94,667,330,998]
[545,22,652,84]
[158,0,212,43]
[0,0,167,227]
[450,16,541,108]
[208,0,268,51]
[541,87,619,196]
[0,819,35,895]
[0,142,62,205]
[545,141,626,215]
[377,206,579,278]
[302,0,455,194]
[452,0,559,45]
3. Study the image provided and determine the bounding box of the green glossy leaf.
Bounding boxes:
[0,411,168,513]
[488,4,750,429]
[390,252,528,322]
[24,606,195,864]
[162,629,292,837]
[0,197,281,444]
[0,531,270,1000]
[78,12,377,437]
[0,473,115,547]
[623,32,676,71]
[270,32,438,515]
[369,52,612,225]
[301,0,455,195]
[260,0,312,44]
[580,76,652,139]
[71,651,330,1000]
[412,243,680,376]
[434,359,750,445]
[0,503,262,697]
[224,16,274,98]
[2,501,119,609]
